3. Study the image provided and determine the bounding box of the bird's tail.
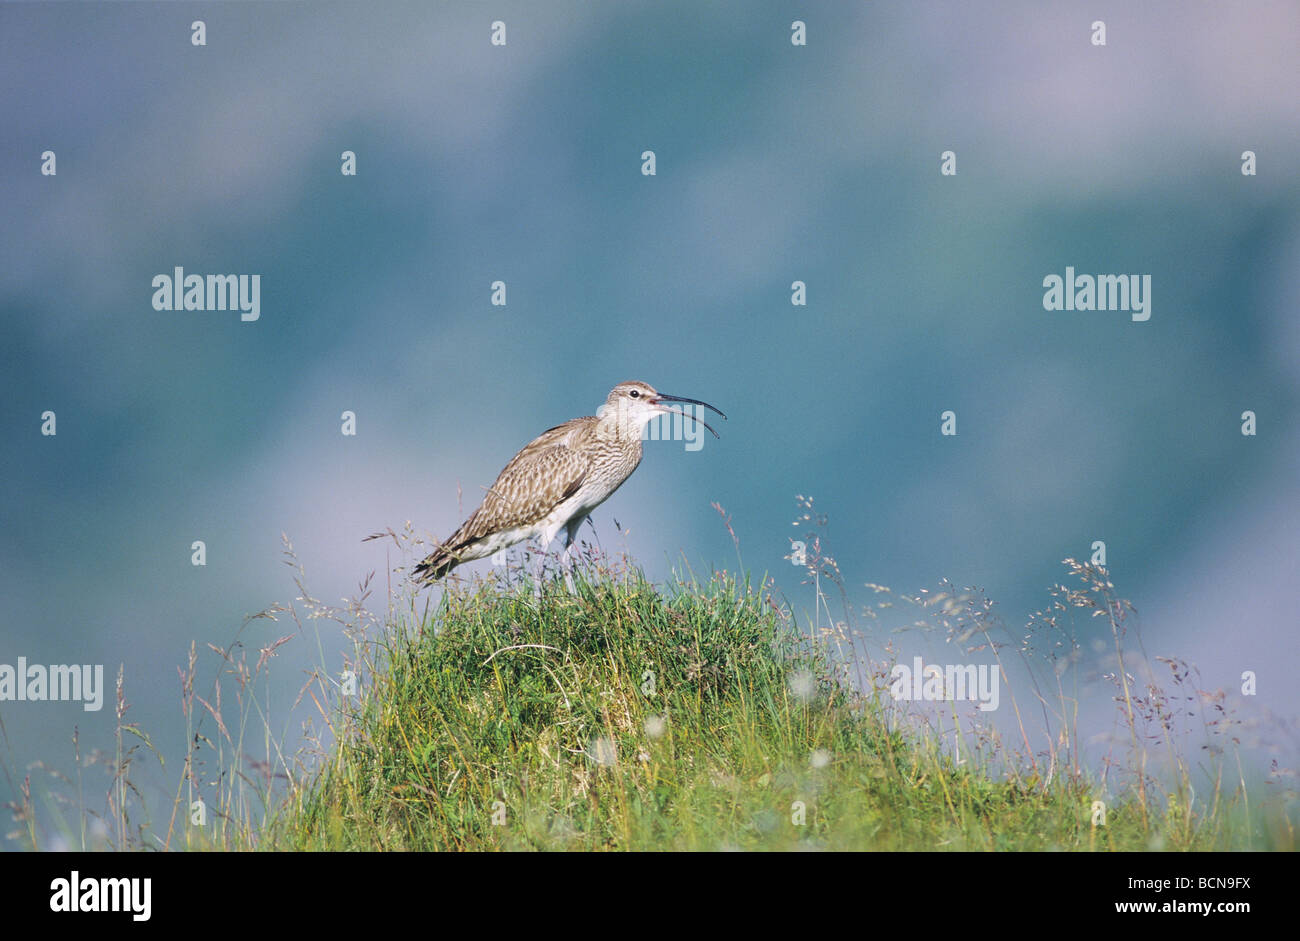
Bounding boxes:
[412,545,461,582]
[413,532,489,582]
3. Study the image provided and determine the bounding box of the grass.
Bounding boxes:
[6,505,1294,851]
[260,544,1284,850]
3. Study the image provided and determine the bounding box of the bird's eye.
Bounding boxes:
[629,390,640,398]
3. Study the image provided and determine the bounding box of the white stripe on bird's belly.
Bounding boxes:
[540,493,591,546]
[467,489,617,564]
[465,522,548,562]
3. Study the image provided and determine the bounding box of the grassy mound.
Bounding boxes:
[267,566,1228,851]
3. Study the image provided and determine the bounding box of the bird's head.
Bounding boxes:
[597,380,726,440]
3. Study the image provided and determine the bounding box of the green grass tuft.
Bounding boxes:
[264,562,1251,851]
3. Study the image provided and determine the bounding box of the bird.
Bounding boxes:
[411,380,725,584]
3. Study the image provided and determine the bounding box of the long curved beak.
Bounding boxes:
[652,393,727,439]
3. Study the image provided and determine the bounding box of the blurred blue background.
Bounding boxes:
[2,1,1297,843]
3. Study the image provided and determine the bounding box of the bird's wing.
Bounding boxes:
[452,421,593,545]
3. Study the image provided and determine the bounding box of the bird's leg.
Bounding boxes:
[491,547,510,589]
[531,542,547,600]
[561,516,587,594]
[560,540,577,594]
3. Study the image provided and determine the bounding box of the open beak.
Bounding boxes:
[651,393,727,439]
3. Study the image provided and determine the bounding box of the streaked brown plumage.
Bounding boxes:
[413,380,724,582]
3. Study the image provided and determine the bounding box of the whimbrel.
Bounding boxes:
[412,381,725,584]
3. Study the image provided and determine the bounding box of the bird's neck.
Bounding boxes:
[594,406,651,445]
